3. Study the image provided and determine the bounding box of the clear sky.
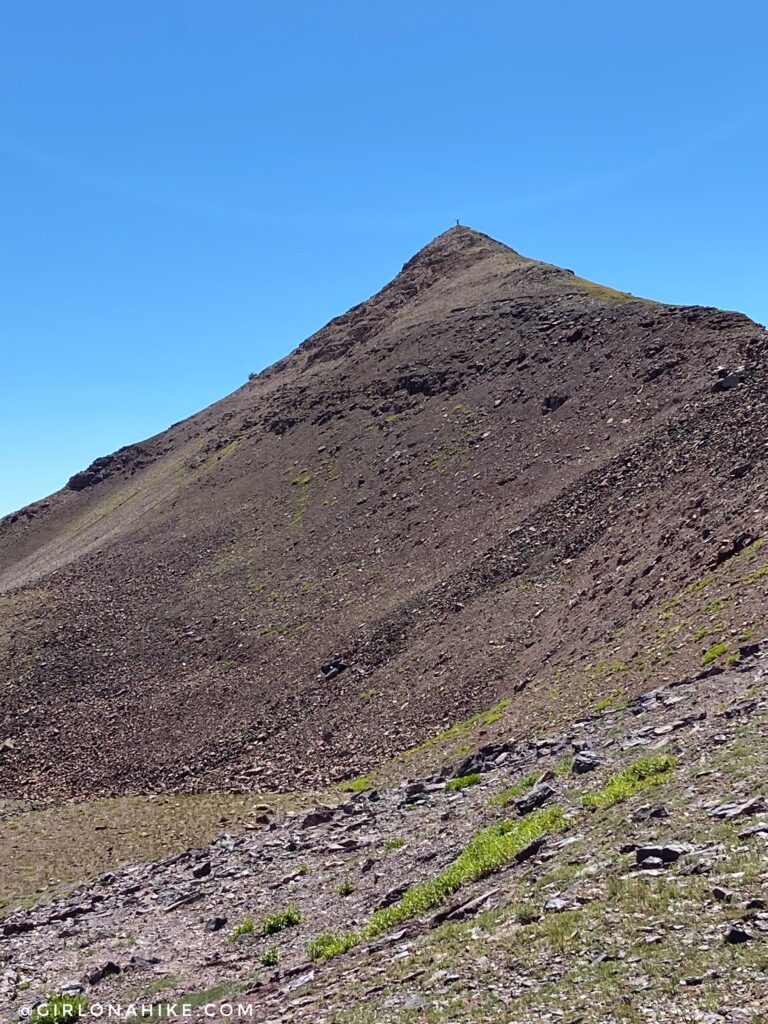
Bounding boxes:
[1,1,766,518]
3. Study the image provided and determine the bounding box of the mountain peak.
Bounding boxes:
[1,222,765,809]
[367,226,525,309]
[400,224,519,276]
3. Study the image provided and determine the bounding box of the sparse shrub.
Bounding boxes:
[30,995,88,1023]
[583,754,678,810]
[262,905,303,935]
[260,947,279,967]
[446,772,482,792]
[337,878,355,897]
[297,863,310,875]
[228,917,255,942]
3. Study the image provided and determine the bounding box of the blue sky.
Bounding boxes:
[1,1,766,518]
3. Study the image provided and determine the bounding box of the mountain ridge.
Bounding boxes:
[0,227,765,803]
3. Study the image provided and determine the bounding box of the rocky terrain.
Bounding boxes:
[3,625,768,1022]
[1,226,767,1021]
[0,227,766,801]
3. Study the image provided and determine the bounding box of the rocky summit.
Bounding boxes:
[1,227,768,1022]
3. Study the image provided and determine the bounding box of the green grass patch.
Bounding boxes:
[383,837,406,852]
[306,931,361,960]
[743,564,768,585]
[593,694,614,713]
[404,698,511,758]
[261,947,279,967]
[307,806,568,961]
[583,754,677,810]
[262,905,303,935]
[340,774,373,793]
[446,773,483,792]
[228,917,255,942]
[591,660,628,678]
[702,641,729,665]
[229,904,303,943]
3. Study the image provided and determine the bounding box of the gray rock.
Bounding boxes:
[301,808,334,828]
[713,365,746,391]
[636,856,665,870]
[708,796,766,819]
[86,961,121,985]
[712,886,735,902]
[376,883,411,910]
[571,750,601,774]
[60,981,85,996]
[515,837,547,864]
[125,954,161,971]
[2,920,34,936]
[402,995,427,1010]
[636,843,691,865]
[724,925,753,944]
[431,887,499,925]
[723,699,758,719]
[515,783,555,816]
[544,896,572,912]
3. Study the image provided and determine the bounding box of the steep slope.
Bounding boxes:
[0,227,765,800]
